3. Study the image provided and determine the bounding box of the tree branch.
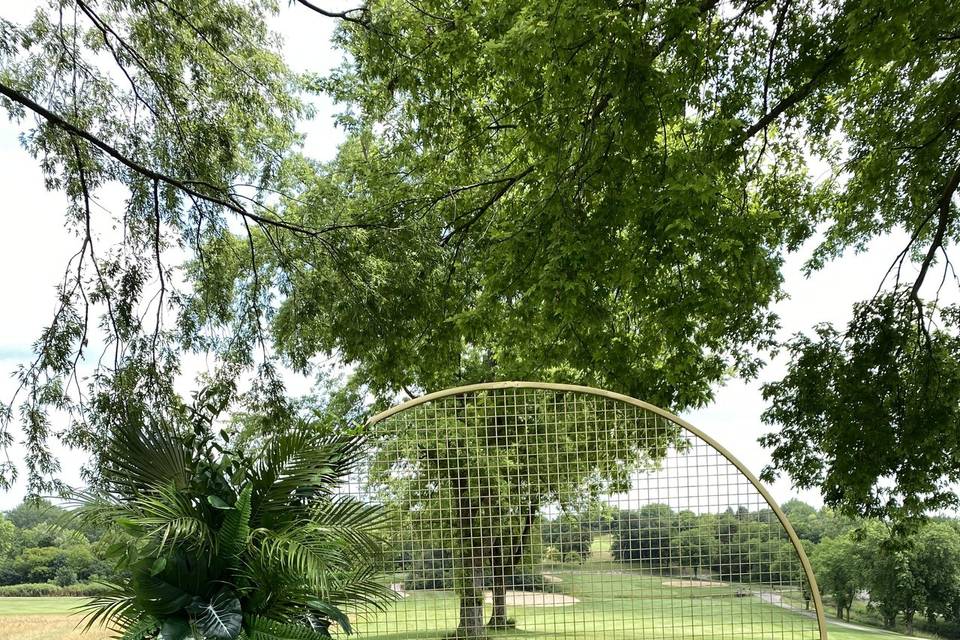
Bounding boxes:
[152,178,165,361]
[911,164,960,305]
[439,166,535,247]
[294,0,369,27]
[0,80,376,239]
[733,47,845,146]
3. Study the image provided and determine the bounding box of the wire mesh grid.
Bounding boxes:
[337,384,824,640]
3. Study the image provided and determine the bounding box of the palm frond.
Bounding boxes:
[61,488,128,532]
[251,433,364,523]
[246,616,334,640]
[128,484,214,551]
[322,565,398,610]
[76,585,141,633]
[249,527,340,593]
[308,496,392,559]
[101,415,193,495]
[116,615,160,640]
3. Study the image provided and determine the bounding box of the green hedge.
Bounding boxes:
[0,582,113,597]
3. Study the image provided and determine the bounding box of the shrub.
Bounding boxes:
[54,567,78,587]
[0,582,113,597]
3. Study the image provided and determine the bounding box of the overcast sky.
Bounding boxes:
[0,2,919,511]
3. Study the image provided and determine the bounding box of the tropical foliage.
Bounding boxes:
[68,396,393,640]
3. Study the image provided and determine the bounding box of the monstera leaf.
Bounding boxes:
[189,590,243,639]
[159,616,191,640]
[133,571,192,617]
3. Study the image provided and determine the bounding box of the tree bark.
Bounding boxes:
[455,579,486,638]
[487,576,509,630]
[452,528,488,638]
[451,450,488,639]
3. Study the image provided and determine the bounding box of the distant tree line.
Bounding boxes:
[613,500,960,637]
[402,499,960,637]
[0,500,115,591]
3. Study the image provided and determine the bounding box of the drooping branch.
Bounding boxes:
[152,178,165,359]
[0,80,373,239]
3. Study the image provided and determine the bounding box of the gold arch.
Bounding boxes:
[367,380,828,640]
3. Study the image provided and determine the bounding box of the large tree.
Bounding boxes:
[367,387,680,636]
[810,532,866,620]
[0,0,958,524]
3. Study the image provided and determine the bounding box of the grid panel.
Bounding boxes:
[338,385,823,640]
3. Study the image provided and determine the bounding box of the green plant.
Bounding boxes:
[70,402,394,640]
[0,581,114,597]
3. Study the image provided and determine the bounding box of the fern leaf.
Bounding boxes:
[220,485,253,558]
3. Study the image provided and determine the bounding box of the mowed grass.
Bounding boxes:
[0,575,906,640]
[0,597,111,640]
[347,567,901,640]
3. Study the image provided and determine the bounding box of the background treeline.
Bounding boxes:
[616,501,960,637]
[403,499,960,637]
[0,500,115,596]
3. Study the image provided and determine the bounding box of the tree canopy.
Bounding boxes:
[0,0,958,520]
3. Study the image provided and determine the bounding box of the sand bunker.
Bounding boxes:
[484,590,579,607]
[662,578,725,588]
[390,583,577,606]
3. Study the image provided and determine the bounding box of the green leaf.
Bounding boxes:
[219,485,252,559]
[306,600,351,635]
[133,571,192,617]
[189,591,243,639]
[159,616,191,640]
[150,556,168,576]
[208,495,232,510]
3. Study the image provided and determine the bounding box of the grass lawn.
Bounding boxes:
[0,597,111,640]
[0,581,910,640]
[347,567,902,640]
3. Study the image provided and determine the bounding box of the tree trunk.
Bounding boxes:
[456,583,486,639]
[487,578,509,630]
[451,455,488,639]
[486,539,509,629]
[454,534,487,638]
[905,611,914,636]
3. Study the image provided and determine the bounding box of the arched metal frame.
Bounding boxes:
[367,380,828,640]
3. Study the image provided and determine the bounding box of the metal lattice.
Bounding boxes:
[337,382,826,640]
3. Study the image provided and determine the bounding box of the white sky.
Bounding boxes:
[0,2,924,511]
